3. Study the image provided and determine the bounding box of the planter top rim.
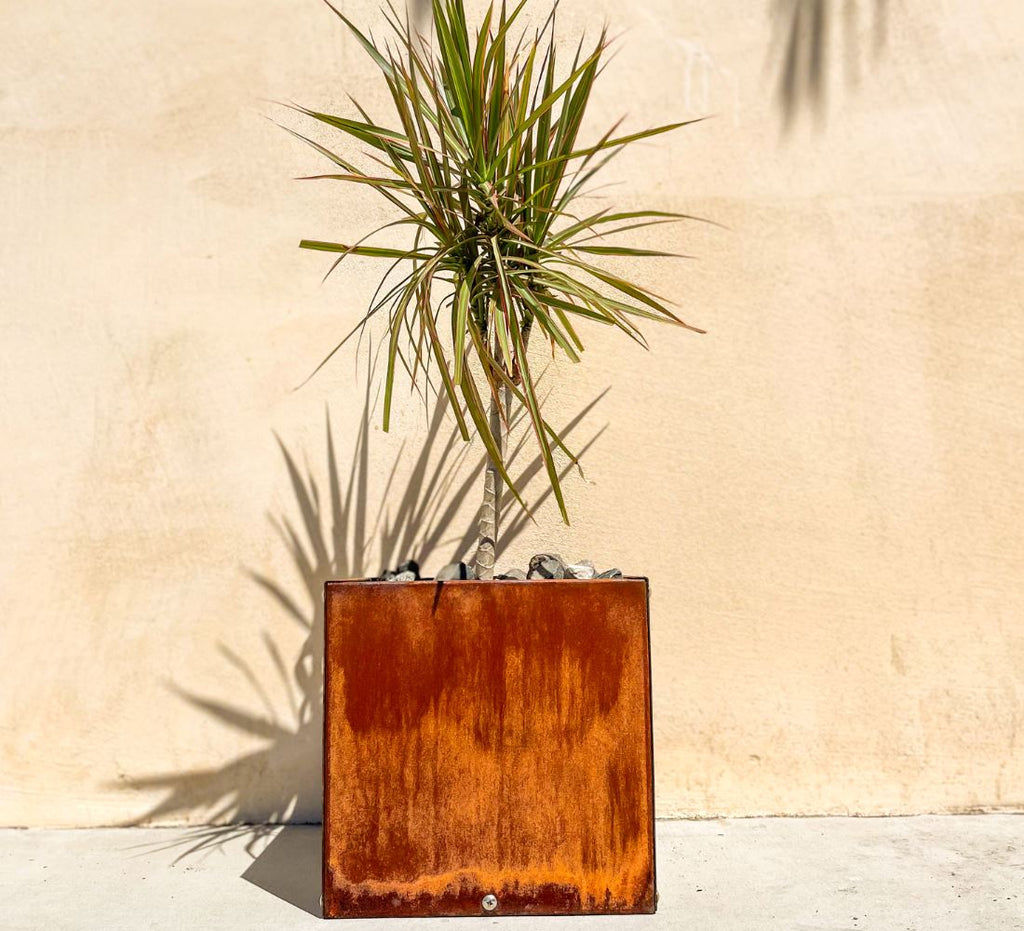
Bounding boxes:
[324,577,648,587]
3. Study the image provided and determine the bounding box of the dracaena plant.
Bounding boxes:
[287,0,705,579]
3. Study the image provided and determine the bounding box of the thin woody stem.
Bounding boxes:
[472,386,504,580]
[472,318,529,579]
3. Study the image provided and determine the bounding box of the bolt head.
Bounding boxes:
[481,894,498,912]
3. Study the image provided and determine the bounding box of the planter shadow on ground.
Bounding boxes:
[242,824,323,917]
[114,379,606,905]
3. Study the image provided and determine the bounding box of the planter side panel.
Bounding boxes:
[323,579,655,918]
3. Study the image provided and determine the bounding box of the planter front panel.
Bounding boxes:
[323,579,655,918]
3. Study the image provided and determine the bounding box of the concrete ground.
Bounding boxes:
[0,817,1020,930]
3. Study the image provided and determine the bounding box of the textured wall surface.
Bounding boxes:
[1,0,1023,827]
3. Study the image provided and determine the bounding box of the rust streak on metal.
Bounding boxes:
[323,579,655,918]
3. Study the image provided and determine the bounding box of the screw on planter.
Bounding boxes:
[481,894,498,912]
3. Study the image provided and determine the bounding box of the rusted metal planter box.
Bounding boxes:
[323,578,655,918]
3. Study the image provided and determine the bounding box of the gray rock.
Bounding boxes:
[435,562,470,581]
[396,560,421,580]
[596,568,623,579]
[565,561,596,580]
[379,570,397,582]
[528,554,566,580]
[390,570,417,582]
[495,567,527,581]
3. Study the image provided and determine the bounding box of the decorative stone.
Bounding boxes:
[528,554,566,580]
[565,561,596,580]
[495,567,527,581]
[396,560,421,580]
[391,570,417,582]
[597,568,623,579]
[379,570,397,582]
[436,562,470,581]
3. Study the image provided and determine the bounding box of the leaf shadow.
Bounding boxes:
[112,380,607,912]
[769,0,891,131]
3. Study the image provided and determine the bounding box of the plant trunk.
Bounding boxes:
[472,321,528,579]
[472,386,505,580]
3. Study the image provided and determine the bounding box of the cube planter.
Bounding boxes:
[322,578,656,918]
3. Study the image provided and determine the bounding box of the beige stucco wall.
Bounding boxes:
[2,0,1023,827]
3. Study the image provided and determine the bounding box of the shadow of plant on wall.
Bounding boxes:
[116,381,606,871]
[770,0,891,129]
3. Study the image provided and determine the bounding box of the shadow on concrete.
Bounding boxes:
[241,824,323,917]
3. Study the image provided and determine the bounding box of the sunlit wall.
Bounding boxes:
[2,0,1023,825]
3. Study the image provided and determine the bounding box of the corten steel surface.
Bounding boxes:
[322,578,656,918]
